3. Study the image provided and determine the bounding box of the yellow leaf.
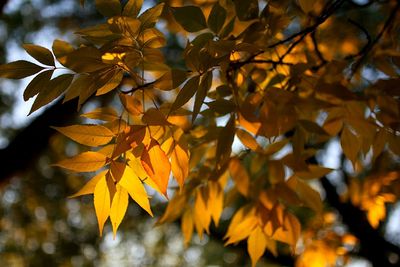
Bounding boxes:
[141,138,171,198]
[248,226,267,267]
[181,209,194,246]
[272,211,301,251]
[287,176,323,213]
[158,192,187,224]
[69,170,108,198]
[110,184,129,238]
[119,165,153,216]
[142,108,171,126]
[55,151,107,172]
[236,128,262,152]
[207,181,224,226]
[193,187,211,239]
[119,93,143,116]
[171,141,189,189]
[94,176,111,236]
[229,158,250,197]
[81,107,119,122]
[53,124,114,146]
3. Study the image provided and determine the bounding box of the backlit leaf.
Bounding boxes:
[119,93,143,116]
[171,141,189,189]
[55,151,107,172]
[341,126,361,166]
[229,158,250,197]
[216,115,235,168]
[193,71,212,122]
[81,107,119,122]
[248,226,267,267]
[69,170,108,198]
[53,124,114,146]
[94,175,111,236]
[141,139,171,197]
[110,184,129,237]
[0,60,43,79]
[119,165,153,216]
[181,209,194,246]
[138,3,164,29]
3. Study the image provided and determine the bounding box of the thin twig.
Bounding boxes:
[120,80,157,94]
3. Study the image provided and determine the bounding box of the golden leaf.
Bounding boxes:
[110,184,129,238]
[94,176,111,236]
[55,151,107,172]
[53,124,114,146]
[69,170,108,198]
[248,226,267,267]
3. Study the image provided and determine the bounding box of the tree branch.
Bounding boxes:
[0,99,78,186]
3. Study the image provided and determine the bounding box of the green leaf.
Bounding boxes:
[123,0,143,17]
[208,2,226,34]
[95,0,121,17]
[23,44,55,66]
[170,75,200,112]
[29,74,74,114]
[193,71,212,122]
[138,3,164,30]
[171,6,207,32]
[23,70,53,101]
[0,60,43,79]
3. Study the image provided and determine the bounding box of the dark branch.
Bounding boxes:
[120,80,157,94]
[0,99,78,185]
[350,1,400,76]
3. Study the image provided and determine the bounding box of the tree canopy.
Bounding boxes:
[0,0,400,266]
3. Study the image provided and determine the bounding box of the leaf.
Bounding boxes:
[171,141,189,189]
[81,107,119,122]
[171,6,207,32]
[63,74,92,103]
[95,0,121,17]
[140,139,171,198]
[207,181,224,226]
[118,165,153,216]
[55,151,107,172]
[193,187,211,238]
[53,124,114,146]
[272,211,301,251]
[63,47,106,73]
[248,226,267,267]
[287,176,323,213]
[236,128,262,152]
[340,126,361,167]
[138,3,164,29]
[234,0,259,21]
[69,170,108,198]
[299,0,317,13]
[295,165,333,180]
[22,44,55,66]
[181,209,194,246]
[110,184,129,237]
[142,108,171,126]
[0,60,43,79]
[23,70,53,101]
[52,39,74,64]
[29,74,74,114]
[216,115,236,168]
[96,70,123,95]
[94,175,111,236]
[208,2,227,34]
[170,75,200,112]
[123,0,143,17]
[193,71,212,122]
[229,158,250,197]
[119,93,143,116]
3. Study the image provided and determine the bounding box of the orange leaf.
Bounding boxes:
[140,138,171,197]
